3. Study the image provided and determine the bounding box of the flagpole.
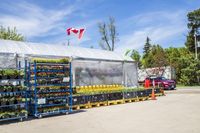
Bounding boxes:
[66,27,85,46]
[67,39,70,46]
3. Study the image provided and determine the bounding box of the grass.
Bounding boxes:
[176,84,200,89]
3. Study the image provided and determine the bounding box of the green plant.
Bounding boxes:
[32,58,70,63]
[0,69,23,79]
[19,110,28,116]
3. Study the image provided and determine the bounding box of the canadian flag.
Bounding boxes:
[66,28,85,39]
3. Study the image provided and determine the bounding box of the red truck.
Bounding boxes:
[145,76,176,90]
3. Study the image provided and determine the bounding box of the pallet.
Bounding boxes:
[72,104,89,110]
[89,101,108,108]
[155,93,164,96]
[123,97,138,103]
[107,99,124,105]
[149,93,164,97]
[137,96,149,101]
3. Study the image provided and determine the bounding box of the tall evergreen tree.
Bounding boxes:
[185,8,200,53]
[143,36,151,57]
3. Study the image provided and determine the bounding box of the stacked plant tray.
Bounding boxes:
[75,84,124,94]
[27,58,72,118]
[0,69,28,122]
[72,87,164,110]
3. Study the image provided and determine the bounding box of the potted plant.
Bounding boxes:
[0,70,3,79]
[9,97,15,105]
[12,85,19,92]
[0,98,7,106]
[4,69,17,79]
[6,85,13,92]
[0,112,4,119]
[19,110,28,117]
[1,112,10,119]
[9,112,16,118]
[0,85,4,92]
[17,97,22,104]
[18,70,24,79]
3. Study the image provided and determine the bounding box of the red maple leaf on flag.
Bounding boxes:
[66,28,85,39]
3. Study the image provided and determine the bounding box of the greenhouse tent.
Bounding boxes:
[0,39,138,87]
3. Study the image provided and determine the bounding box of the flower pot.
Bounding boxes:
[1,100,6,106]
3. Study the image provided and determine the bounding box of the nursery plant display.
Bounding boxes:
[0,69,24,79]
[31,58,69,64]
[0,68,28,122]
[72,83,164,109]
[27,58,72,118]
[75,84,124,94]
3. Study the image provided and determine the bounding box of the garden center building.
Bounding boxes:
[0,39,138,87]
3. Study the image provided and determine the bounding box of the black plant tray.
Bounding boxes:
[136,90,149,97]
[123,91,137,99]
[72,95,88,105]
[88,93,107,103]
[154,88,161,93]
[107,92,123,101]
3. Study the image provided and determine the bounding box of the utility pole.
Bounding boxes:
[194,30,198,60]
[67,39,70,46]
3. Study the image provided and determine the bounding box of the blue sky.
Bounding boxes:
[0,0,200,54]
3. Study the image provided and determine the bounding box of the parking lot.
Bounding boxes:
[1,87,200,133]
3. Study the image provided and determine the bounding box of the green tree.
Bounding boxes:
[179,56,200,85]
[185,8,200,53]
[165,46,200,85]
[125,49,141,68]
[165,47,189,83]
[143,36,151,58]
[0,26,24,41]
[183,8,200,85]
[151,45,168,68]
[142,52,153,68]
[165,47,180,67]
[125,49,141,62]
[142,37,153,68]
[142,44,167,69]
[98,17,118,51]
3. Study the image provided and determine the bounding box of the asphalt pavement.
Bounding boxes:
[1,87,200,133]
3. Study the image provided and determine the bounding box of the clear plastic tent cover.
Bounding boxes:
[0,39,138,87]
[0,39,133,61]
[0,54,138,87]
[0,53,17,68]
[123,62,138,87]
[72,59,138,87]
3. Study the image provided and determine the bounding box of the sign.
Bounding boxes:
[197,35,200,47]
[152,79,155,88]
[38,98,46,105]
[197,41,200,47]
[63,77,70,82]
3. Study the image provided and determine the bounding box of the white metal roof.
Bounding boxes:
[0,39,133,61]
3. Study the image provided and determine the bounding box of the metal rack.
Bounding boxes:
[26,60,72,118]
[0,67,28,122]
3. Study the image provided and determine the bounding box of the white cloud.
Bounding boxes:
[0,2,75,39]
[115,10,187,54]
[47,18,100,46]
[126,10,185,26]
[0,1,189,53]
[0,1,101,47]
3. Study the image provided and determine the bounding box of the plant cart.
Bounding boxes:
[0,68,28,122]
[27,58,72,118]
